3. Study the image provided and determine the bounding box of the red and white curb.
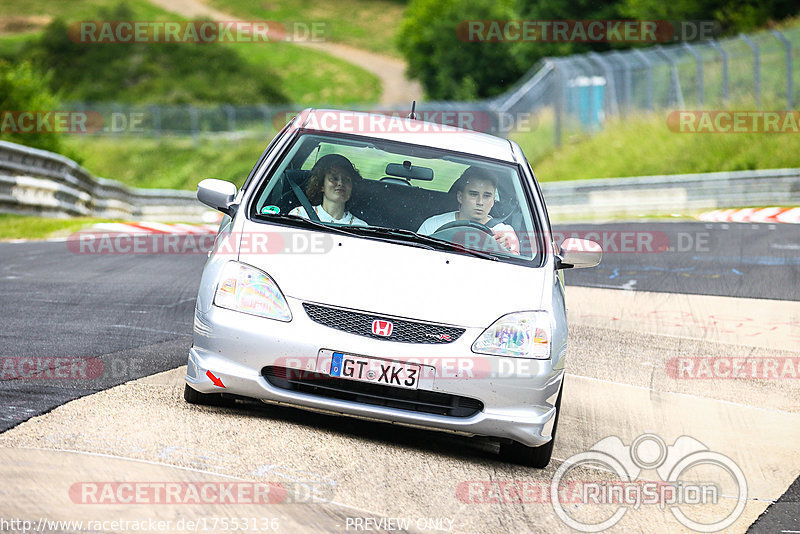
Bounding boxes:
[698,207,800,224]
[88,222,219,234]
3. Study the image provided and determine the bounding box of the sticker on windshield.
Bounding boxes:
[261,205,280,215]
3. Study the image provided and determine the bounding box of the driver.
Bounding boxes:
[289,154,368,226]
[417,166,519,254]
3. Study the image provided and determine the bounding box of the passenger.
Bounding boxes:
[417,166,519,254]
[290,154,368,226]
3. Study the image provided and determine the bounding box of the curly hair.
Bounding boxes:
[305,154,362,205]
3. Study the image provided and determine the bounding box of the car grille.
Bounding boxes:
[262,366,483,418]
[302,303,464,344]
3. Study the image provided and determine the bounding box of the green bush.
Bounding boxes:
[400,0,800,100]
[0,60,64,153]
[28,3,288,105]
[397,0,526,100]
[621,0,800,34]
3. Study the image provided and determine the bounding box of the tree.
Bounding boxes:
[0,61,63,153]
[398,0,526,100]
[621,0,800,34]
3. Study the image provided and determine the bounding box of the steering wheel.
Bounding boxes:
[434,220,494,235]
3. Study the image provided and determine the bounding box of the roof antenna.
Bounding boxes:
[407,100,417,120]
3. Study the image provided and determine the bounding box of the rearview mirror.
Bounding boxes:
[557,237,602,269]
[197,179,237,216]
[385,162,434,181]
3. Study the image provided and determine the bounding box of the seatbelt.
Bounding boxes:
[487,203,518,228]
[285,172,321,222]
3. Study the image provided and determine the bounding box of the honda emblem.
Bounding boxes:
[372,319,393,337]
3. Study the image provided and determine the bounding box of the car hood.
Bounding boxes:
[236,221,549,328]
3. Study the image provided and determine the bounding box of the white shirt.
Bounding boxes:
[417,211,515,236]
[289,205,368,226]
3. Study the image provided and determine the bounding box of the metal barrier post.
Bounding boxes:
[739,34,761,108]
[771,29,793,110]
[708,40,729,104]
[188,105,199,144]
[224,105,236,132]
[552,60,564,148]
[588,52,619,117]
[573,57,598,130]
[611,51,633,114]
[683,42,704,106]
[150,105,161,138]
[655,46,685,109]
[632,49,654,111]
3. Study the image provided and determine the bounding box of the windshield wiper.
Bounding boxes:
[255,215,499,261]
[337,226,499,261]
[255,213,355,237]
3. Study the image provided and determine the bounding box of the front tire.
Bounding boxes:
[184,383,221,405]
[500,387,562,468]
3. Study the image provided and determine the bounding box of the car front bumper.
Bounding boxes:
[186,300,564,447]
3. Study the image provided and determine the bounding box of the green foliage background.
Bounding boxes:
[25,4,287,105]
[0,61,65,154]
[399,0,800,99]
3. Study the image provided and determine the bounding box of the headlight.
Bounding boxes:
[213,262,292,321]
[472,311,552,359]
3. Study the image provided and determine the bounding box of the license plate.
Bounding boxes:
[328,352,420,390]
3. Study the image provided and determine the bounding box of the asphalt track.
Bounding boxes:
[560,222,800,301]
[0,221,798,532]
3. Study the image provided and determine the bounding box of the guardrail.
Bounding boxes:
[541,168,800,221]
[0,140,209,221]
[1,140,797,223]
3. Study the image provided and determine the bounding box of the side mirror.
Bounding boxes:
[557,237,602,269]
[197,179,237,216]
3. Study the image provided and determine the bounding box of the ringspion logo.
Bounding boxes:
[550,434,747,532]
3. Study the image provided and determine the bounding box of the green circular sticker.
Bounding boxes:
[261,205,280,215]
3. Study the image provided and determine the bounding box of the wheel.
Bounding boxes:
[184,383,221,405]
[433,219,494,235]
[500,387,563,468]
[430,220,507,253]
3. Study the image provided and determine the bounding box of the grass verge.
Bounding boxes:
[0,0,381,106]
[512,111,800,181]
[62,134,274,190]
[0,214,120,240]
[207,0,406,56]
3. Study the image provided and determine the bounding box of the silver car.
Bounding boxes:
[185,109,601,467]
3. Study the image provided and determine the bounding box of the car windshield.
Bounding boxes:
[250,132,542,263]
